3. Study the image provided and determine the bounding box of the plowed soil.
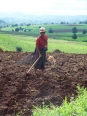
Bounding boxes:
[0,50,87,116]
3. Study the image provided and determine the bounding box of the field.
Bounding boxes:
[0,50,87,115]
[1,24,87,39]
[0,24,87,115]
[0,33,87,53]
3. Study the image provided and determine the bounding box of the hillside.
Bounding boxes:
[0,50,87,115]
[0,12,87,24]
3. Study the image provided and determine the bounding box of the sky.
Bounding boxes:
[0,0,87,15]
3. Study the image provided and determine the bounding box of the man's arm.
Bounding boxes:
[46,41,48,50]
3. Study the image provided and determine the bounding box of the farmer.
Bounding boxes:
[34,27,48,77]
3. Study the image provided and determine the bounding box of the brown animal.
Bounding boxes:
[47,56,56,65]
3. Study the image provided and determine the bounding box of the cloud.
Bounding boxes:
[0,0,87,15]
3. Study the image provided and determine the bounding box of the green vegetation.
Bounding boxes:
[1,24,87,39]
[0,34,36,52]
[0,34,87,53]
[32,86,87,116]
[16,46,23,52]
[14,87,87,116]
[1,24,87,53]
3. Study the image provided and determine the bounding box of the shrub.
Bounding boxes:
[48,28,53,33]
[15,28,19,32]
[82,40,87,42]
[72,33,77,39]
[12,30,14,32]
[16,46,22,52]
[72,27,77,33]
[82,30,87,34]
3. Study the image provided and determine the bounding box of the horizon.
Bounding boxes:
[0,11,87,16]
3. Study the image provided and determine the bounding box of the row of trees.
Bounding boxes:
[13,27,32,32]
[48,27,87,39]
[72,27,87,39]
[14,26,87,40]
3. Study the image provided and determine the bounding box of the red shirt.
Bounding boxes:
[36,35,48,48]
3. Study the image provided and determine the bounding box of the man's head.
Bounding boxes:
[40,27,46,35]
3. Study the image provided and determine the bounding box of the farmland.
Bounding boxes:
[0,24,87,115]
[0,24,87,53]
[1,24,87,39]
[0,50,87,115]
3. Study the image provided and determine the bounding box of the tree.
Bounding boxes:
[72,27,78,40]
[16,46,22,52]
[15,24,18,26]
[28,29,31,32]
[19,27,23,31]
[48,28,53,33]
[72,27,77,33]
[72,34,77,39]
[85,21,87,24]
[79,21,83,24]
[24,29,27,32]
[60,22,64,24]
[82,30,87,34]
[12,30,14,32]
[39,26,41,28]
[15,28,19,32]
[27,24,31,26]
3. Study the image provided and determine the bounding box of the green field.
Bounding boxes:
[0,34,87,53]
[1,24,87,39]
[0,24,87,53]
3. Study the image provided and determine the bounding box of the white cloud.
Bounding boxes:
[0,0,87,15]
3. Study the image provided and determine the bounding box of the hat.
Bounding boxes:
[40,27,46,33]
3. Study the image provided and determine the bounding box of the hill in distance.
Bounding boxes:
[0,12,87,24]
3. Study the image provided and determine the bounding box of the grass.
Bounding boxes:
[32,86,87,116]
[1,24,87,39]
[0,34,87,53]
[0,34,36,51]
[1,24,87,31]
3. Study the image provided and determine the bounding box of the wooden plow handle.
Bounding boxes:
[27,57,40,73]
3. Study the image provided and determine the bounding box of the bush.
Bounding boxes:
[15,28,19,32]
[72,27,77,33]
[48,28,53,33]
[16,46,22,52]
[12,30,14,32]
[82,40,87,42]
[72,34,77,39]
[82,30,87,34]
[39,26,41,28]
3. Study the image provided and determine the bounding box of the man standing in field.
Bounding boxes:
[34,27,48,77]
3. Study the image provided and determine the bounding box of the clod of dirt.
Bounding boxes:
[53,49,62,53]
[0,47,3,52]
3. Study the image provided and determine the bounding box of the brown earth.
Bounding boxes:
[0,47,3,52]
[0,50,87,116]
